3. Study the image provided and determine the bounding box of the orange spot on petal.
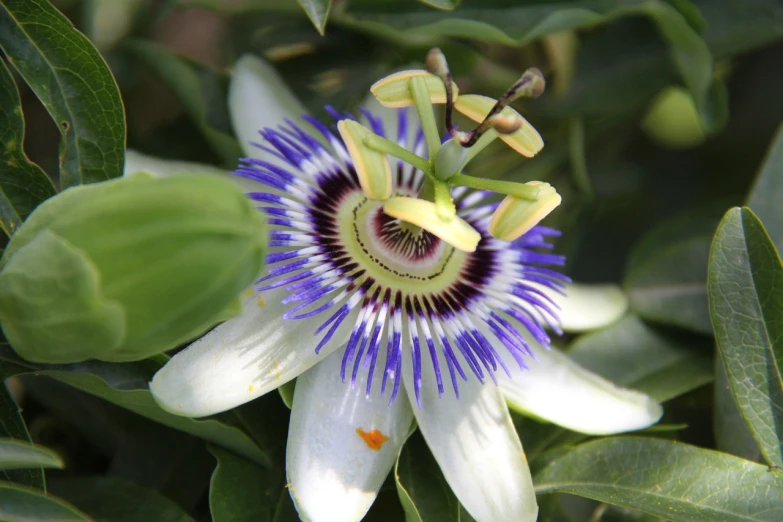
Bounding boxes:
[257,299,265,307]
[356,428,389,451]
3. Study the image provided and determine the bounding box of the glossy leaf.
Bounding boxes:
[125,40,242,165]
[567,315,713,402]
[395,430,460,522]
[49,476,194,522]
[208,445,287,522]
[298,0,331,35]
[0,58,56,236]
[0,482,90,522]
[708,207,783,468]
[0,439,63,471]
[747,123,783,251]
[535,437,783,522]
[0,346,271,467]
[0,0,126,187]
[0,384,43,489]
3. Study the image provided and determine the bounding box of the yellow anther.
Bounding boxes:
[383,197,480,253]
[454,94,544,157]
[489,182,561,242]
[337,120,393,200]
[370,70,459,108]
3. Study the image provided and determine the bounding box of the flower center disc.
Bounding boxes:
[337,190,466,295]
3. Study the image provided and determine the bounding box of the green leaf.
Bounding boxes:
[342,1,714,123]
[0,482,90,521]
[535,437,783,522]
[714,359,762,463]
[125,40,243,165]
[395,430,460,522]
[708,207,783,468]
[0,0,126,188]
[0,383,43,489]
[0,439,63,471]
[0,346,271,467]
[416,0,460,11]
[625,235,712,334]
[208,444,287,522]
[567,315,713,402]
[747,123,783,251]
[49,476,195,522]
[298,0,331,35]
[0,58,56,236]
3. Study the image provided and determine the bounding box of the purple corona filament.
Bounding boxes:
[235,107,569,407]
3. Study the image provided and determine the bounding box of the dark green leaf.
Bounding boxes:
[535,437,783,522]
[625,235,712,334]
[0,383,43,489]
[747,123,783,251]
[714,358,762,463]
[208,444,287,522]
[708,207,783,468]
[0,438,63,471]
[0,482,90,521]
[0,58,56,236]
[395,430,460,522]
[125,40,242,165]
[49,476,194,522]
[342,1,714,123]
[298,0,331,35]
[0,0,126,187]
[0,346,270,467]
[567,315,713,402]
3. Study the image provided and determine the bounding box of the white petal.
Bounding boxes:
[229,54,308,162]
[499,340,663,435]
[287,350,414,522]
[542,282,628,332]
[123,149,263,193]
[150,288,357,417]
[403,367,537,522]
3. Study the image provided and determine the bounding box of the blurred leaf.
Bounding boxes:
[208,444,287,522]
[395,430,460,522]
[0,383,43,489]
[625,235,712,334]
[535,437,783,521]
[714,359,762,463]
[0,58,56,237]
[0,346,271,467]
[49,476,194,522]
[125,40,242,165]
[0,439,63,471]
[0,482,90,521]
[708,207,783,468]
[747,123,783,250]
[342,1,714,122]
[298,0,331,35]
[417,0,460,11]
[0,0,126,187]
[567,315,713,402]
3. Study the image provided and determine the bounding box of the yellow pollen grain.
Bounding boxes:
[356,428,390,451]
[248,384,254,392]
[257,299,265,307]
[243,289,254,297]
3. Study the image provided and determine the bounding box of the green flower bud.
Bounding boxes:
[0,173,267,363]
[641,86,706,149]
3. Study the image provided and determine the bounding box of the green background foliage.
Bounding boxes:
[0,0,782,520]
